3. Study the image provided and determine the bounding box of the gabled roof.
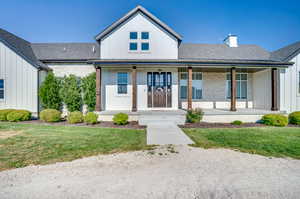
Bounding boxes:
[95,5,182,41]
[271,41,300,61]
[0,28,49,70]
[179,43,271,61]
[31,43,100,61]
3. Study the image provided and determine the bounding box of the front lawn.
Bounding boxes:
[0,123,147,171]
[183,127,300,159]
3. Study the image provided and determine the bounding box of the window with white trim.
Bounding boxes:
[128,32,150,51]
[117,72,128,94]
[180,72,202,99]
[0,79,4,100]
[226,73,247,99]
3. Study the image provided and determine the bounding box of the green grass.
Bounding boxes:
[183,127,300,159]
[0,122,147,170]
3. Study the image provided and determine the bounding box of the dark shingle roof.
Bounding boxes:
[271,41,300,61]
[0,28,49,70]
[179,43,271,61]
[31,43,100,61]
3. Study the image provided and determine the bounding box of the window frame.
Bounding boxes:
[226,73,248,100]
[141,42,149,51]
[0,79,4,101]
[179,72,203,100]
[129,42,138,51]
[117,72,128,95]
[141,32,149,40]
[129,32,138,40]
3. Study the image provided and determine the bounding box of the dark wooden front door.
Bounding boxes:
[147,72,172,108]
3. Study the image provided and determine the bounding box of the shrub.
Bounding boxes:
[7,110,31,122]
[81,72,96,112]
[0,109,16,121]
[84,112,98,124]
[289,111,300,125]
[186,108,203,123]
[231,120,243,125]
[113,113,129,125]
[261,114,288,127]
[60,75,82,112]
[39,72,62,110]
[67,111,84,124]
[40,109,61,122]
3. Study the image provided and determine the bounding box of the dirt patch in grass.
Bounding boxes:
[19,120,146,129]
[0,131,22,139]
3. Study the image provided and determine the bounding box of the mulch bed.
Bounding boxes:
[180,122,300,128]
[18,120,146,129]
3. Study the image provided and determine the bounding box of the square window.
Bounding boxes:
[0,79,4,99]
[129,42,138,50]
[0,79,3,89]
[141,43,149,51]
[130,32,137,39]
[141,32,149,39]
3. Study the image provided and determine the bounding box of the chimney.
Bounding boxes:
[224,34,238,47]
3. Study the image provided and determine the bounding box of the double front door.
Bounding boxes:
[147,72,172,108]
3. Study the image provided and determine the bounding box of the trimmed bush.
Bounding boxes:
[186,108,203,123]
[39,72,62,110]
[113,113,129,125]
[261,114,288,127]
[84,112,98,124]
[67,111,84,124]
[0,109,16,121]
[60,75,82,112]
[40,109,61,122]
[7,110,31,122]
[81,72,96,112]
[289,111,300,125]
[231,120,243,125]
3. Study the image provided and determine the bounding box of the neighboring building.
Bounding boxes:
[0,5,299,121]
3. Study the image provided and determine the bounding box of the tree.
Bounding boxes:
[81,72,96,111]
[39,72,62,110]
[60,75,82,112]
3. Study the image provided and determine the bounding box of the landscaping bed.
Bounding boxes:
[19,120,146,129]
[0,122,147,171]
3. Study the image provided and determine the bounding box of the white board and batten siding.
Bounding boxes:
[100,12,178,59]
[0,42,39,114]
[280,54,300,113]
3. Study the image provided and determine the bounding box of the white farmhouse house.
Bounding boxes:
[0,5,299,122]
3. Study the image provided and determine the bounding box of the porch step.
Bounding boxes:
[139,114,186,125]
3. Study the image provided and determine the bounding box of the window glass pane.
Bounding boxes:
[226,74,231,80]
[237,81,241,99]
[0,90,3,99]
[117,72,128,84]
[117,73,128,94]
[118,85,127,94]
[241,81,247,99]
[141,32,149,39]
[141,43,149,51]
[0,79,3,89]
[236,74,241,80]
[180,86,187,99]
[129,43,137,50]
[241,74,247,80]
[130,32,137,39]
[180,73,187,80]
[227,80,231,98]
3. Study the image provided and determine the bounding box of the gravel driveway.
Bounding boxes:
[1,146,300,199]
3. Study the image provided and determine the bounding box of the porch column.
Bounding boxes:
[132,66,137,112]
[187,66,193,110]
[95,67,102,112]
[230,67,237,111]
[271,68,278,111]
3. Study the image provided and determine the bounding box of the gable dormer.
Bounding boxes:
[96,5,181,59]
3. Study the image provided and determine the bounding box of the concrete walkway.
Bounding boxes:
[146,122,194,145]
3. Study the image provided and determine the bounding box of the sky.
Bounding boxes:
[0,0,299,51]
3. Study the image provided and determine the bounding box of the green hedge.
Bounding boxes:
[0,109,16,121]
[289,111,300,125]
[7,110,31,122]
[84,112,98,124]
[186,108,203,123]
[113,113,129,125]
[231,120,243,125]
[261,114,288,127]
[67,111,84,124]
[40,109,61,122]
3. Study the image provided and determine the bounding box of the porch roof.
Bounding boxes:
[88,59,293,68]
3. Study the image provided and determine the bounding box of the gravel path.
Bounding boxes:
[1,146,300,199]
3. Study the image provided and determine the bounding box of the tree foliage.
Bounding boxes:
[39,72,62,110]
[81,72,96,111]
[60,75,82,112]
